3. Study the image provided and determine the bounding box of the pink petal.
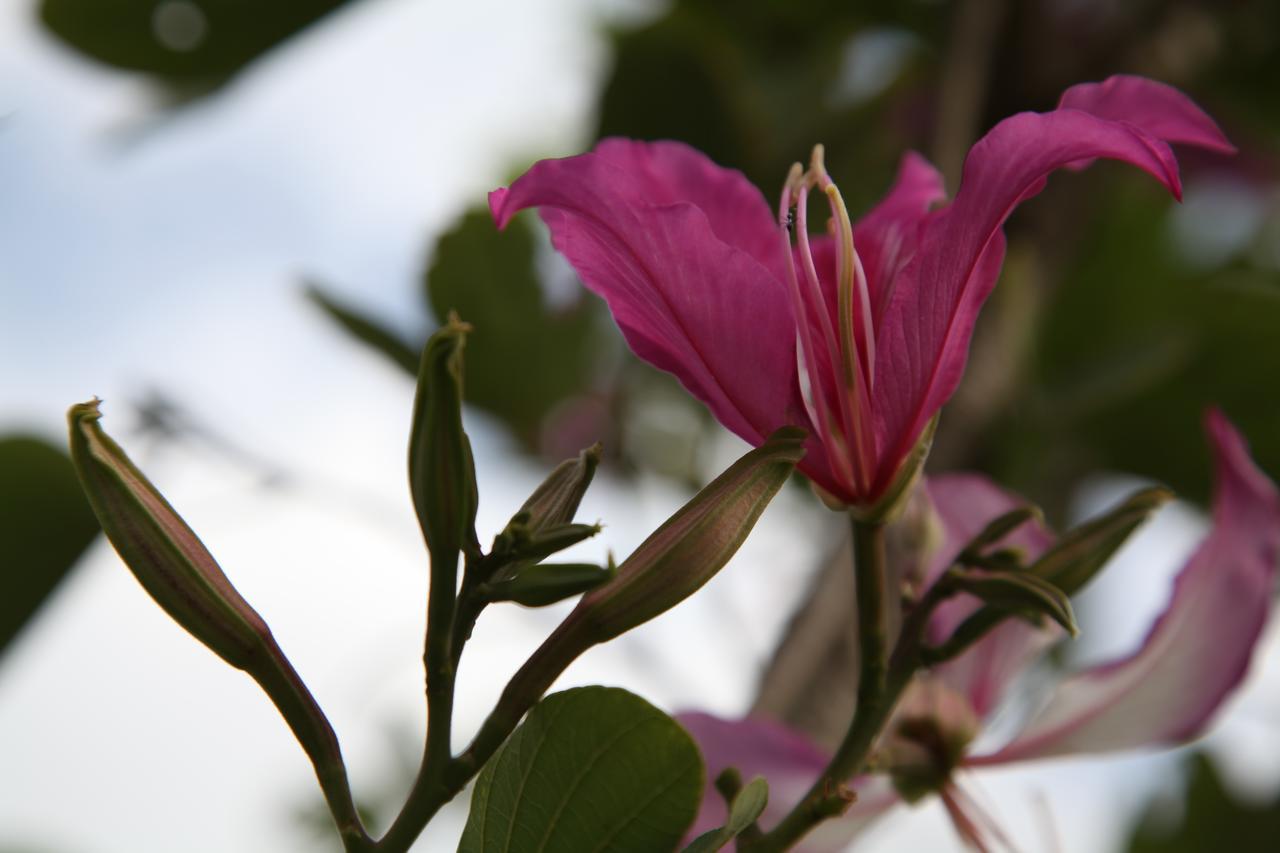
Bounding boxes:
[923,475,1059,719]
[855,151,949,328]
[676,712,896,851]
[490,140,808,447]
[1058,75,1236,155]
[972,411,1280,764]
[872,81,1231,494]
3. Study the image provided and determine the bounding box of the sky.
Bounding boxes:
[1,1,1278,850]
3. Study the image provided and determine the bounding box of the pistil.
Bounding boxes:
[778,146,878,499]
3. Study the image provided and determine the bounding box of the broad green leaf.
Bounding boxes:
[459,686,704,853]
[0,435,100,655]
[40,0,357,83]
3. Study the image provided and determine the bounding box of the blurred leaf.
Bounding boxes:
[425,209,601,447]
[459,686,703,853]
[682,775,769,852]
[1127,753,1280,853]
[597,9,753,176]
[305,283,419,375]
[0,436,99,654]
[40,0,357,84]
[995,183,1280,504]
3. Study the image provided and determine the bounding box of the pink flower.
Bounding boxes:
[676,411,1280,850]
[490,76,1233,510]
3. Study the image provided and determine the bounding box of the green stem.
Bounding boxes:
[252,644,372,852]
[375,610,595,851]
[746,519,956,852]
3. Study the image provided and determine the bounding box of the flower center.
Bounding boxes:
[778,146,877,499]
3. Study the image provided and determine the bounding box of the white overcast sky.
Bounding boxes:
[1,1,1278,850]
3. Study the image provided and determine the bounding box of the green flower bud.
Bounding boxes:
[515,443,602,532]
[479,560,616,608]
[408,315,480,574]
[567,427,806,643]
[67,399,270,669]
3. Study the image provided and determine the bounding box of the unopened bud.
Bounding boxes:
[885,679,979,803]
[408,315,480,572]
[67,400,270,669]
[479,560,615,607]
[516,443,602,532]
[567,427,806,643]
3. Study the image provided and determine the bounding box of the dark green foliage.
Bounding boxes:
[40,0,355,83]
[425,210,602,448]
[459,686,704,853]
[0,436,100,655]
[1128,754,1280,853]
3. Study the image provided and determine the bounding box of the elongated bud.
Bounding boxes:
[409,315,480,572]
[1030,486,1172,595]
[516,443,602,532]
[946,566,1078,636]
[479,559,616,607]
[567,427,806,642]
[67,400,271,669]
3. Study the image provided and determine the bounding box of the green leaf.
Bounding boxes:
[305,283,419,375]
[40,0,357,83]
[0,435,100,655]
[1127,752,1280,853]
[682,776,769,852]
[425,210,600,448]
[459,686,704,853]
[994,184,1280,507]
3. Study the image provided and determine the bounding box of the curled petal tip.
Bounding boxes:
[487,187,512,229]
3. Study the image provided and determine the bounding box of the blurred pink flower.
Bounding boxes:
[676,411,1280,850]
[490,76,1233,509]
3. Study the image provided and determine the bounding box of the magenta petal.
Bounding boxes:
[972,411,1280,765]
[923,475,1059,720]
[1058,75,1236,155]
[854,151,948,327]
[676,713,896,851]
[490,140,807,446]
[872,96,1211,493]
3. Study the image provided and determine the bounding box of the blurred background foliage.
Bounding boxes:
[5,0,1279,849]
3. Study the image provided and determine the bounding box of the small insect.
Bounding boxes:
[784,209,795,234]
